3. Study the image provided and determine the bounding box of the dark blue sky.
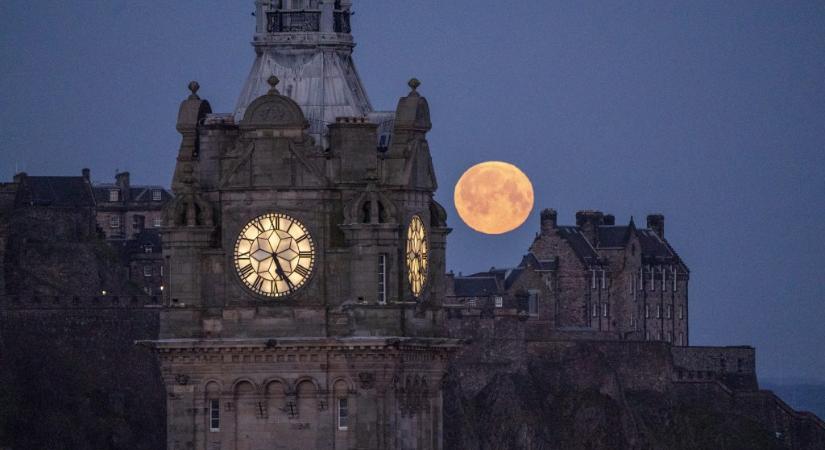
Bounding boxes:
[1,1,823,383]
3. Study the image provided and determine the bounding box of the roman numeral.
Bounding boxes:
[294,265,310,278]
[239,264,254,278]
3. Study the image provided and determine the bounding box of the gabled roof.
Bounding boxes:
[16,176,95,208]
[597,225,632,248]
[557,226,599,263]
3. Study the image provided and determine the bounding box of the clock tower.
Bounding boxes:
[147,2,457,449]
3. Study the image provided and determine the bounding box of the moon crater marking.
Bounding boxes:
[453,161,535,235]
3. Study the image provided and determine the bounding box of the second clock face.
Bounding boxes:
[234,212,315,297]
[406,215,428,297]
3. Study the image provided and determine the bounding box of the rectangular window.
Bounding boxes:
[528,290,539,316]
[110,215,120,229]
[152,189,162,201]
[109,189,119,202]
[661,267,666,290]
[602,303,608,318]
[338,398,348,431]
[601,270,606,289]
[153,217,162,227]
[672,266,677,292]
[144,265,152,277]
[494,296,503,308]
[209,399,220,432]
[377,254,387,304]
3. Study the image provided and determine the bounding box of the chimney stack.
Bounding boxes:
[540,208,557,234]
[115,172,130,202]
[576,210,604,245]
[647,214,664,238]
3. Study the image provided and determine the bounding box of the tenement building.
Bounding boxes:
[447,209,689,346]
[145,1,458,448]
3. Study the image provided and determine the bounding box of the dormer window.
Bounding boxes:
[109,189,119,202]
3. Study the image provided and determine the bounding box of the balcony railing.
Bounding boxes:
[267,11,321,33]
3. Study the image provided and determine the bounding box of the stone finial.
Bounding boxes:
[267,75,280,94]
[187,81,200,99]
[408,78,421,95]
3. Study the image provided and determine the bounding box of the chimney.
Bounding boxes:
[603,214,615,226]
[575,210,604,245]
[115,172,130,202]
[647,214,665,238]
[540,208,557,234]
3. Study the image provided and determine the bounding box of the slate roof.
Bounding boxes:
[16,176,95,208]
[557,226,599,263]
[597,226,632,248]
[453,276,500,297]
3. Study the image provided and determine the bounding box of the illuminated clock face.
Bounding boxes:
[234,212,315,297]
[405,215,428,297]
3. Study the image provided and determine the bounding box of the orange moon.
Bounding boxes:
[453,161,534,235]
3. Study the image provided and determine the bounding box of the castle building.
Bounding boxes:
[448,209,689,346]
[145,1,457,448]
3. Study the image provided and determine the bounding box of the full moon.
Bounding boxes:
[453,161,534,235]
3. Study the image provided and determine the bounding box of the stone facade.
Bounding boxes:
[448,209,690,346]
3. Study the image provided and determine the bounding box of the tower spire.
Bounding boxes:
[236,0,371,145]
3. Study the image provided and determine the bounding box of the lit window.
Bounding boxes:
[152,189,162,201]
[494,296,503,308]
[338,398,348,431]
[209,399,220,432]
[377,254,387,304]
[602,303,608,318]
[153,217,162,227]
[109,189,119,202]
[110,215,120,229]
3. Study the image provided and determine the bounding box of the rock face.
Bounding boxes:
[444,319,825,450]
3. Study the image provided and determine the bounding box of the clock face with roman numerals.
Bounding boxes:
[406,215,428,297]
[234,212,315,297]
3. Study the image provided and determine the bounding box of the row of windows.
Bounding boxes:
[108,189,163,202]
[109,216,162,228]
[592,266,681,293]
[207,397,349,433]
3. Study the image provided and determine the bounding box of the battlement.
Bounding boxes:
[0,294,162,310]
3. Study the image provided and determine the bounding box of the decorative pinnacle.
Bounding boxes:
[408,78,421,93]
[267,75,280,94]
[187,81,200,99]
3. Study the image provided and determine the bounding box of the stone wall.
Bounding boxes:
[0,299,165,450]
